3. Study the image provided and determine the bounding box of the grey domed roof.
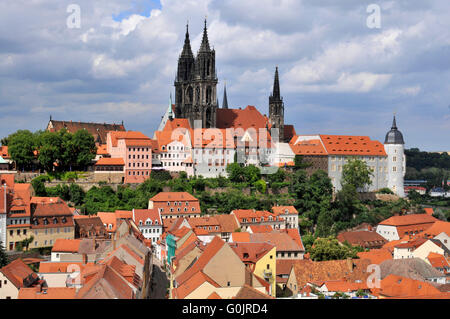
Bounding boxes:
[384,116,405,144]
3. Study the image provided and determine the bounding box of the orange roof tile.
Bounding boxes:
[357,248,393,265]
[39,262,95,273]
[95,157,124,166]
[373,274,442,298]
[150,192,199,202]
[249,225,273,233]
[96,144,108,155]
[423,220,450,237]
[290,138,328,155]
[0,259,38,288]
[51,239,82,253]
[18,287,77,299]
[319,135,387,156]
[379,214,438,226]
[174,271,220,299]
[231,232,251,242]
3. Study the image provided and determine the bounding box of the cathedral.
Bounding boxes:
[173,20,294,143]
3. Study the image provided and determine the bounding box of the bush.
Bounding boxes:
[254,179,267,193]
[377,187,394,194]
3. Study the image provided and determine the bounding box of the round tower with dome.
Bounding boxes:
[384,115,406,197]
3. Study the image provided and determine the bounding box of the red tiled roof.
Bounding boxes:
[272,206,298,215]
[357,248,393,265]
[95,157,124,166]
[249,225,273,233]
[0,259,38,288]
[108,131,152,147]
[319,135,387,156]
[150,192,199,202]
[290,138,328,155]
[173,271,220,299]
[234,284,274,299]
[214,214,239,233]
[372,274,441,298]
[423,221,450,237]
[427,252,450,270]
[216,106,268,131]
[337,231,387,248]
[48,120,125,145]
[51,239,82,253]
[250,231,304,252]
[175,236,225,286]
[133,209,161,226]
[379,214,438,226]
[0,146,9,158]
[19,287,77,299]
[231,232,251,242]
[232,209,284,223]
[39,262,95,273]
[229,242,275,264]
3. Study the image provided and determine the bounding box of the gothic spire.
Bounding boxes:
[168,93,174,120]
[272,66,281,100]
[391,114,397,130]
[181,23,193,57]
[199,18,210,52]
[222,82,229,109]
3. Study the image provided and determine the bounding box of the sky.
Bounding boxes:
[0,0,449,151]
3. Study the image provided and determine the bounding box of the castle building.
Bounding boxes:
[384,115,406,197]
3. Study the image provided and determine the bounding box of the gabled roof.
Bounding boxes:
[272,206,298,215]
[373,274,441,298]
[319,135,387,156]
[214,214,239,233]
[51,239,82,253]
[379,258,444,281]
[229,242,275,264]
[132,209,161,226]
[249,225,273,233]
[426,252,450,270]
[48,120,125,144]
[357,248,393,265]
[95,157,124,166]
[175,236,225,286]
[0,259,38,289]
[337,230,387,247]
[173,271,220,299]
[379,214,438,226]
[108,131,152,147]
[216,106,268,131]
[250,231,304,252]
[150,192,199,202]
[423,220,450,237]
[234,284,274,299]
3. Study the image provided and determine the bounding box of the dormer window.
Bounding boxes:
[43,218,48,225]
[53,217,58,224]
[62,217,67,224]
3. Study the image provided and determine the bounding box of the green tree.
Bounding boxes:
[72,129,96,169]
[69,183,85,206]
[309,237,358,261]
[243,165,261,184]
[341,158,374,191]
[7,130,37,171]
[254,179,267,193]
[294,155,312,170]
[31,175,49,196]
[226,163,245,183]
[36,130,62,172]
[1,137,9,146]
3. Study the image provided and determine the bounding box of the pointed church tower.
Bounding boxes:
[222,82,229,109]
[384,114,406,197]
[269,67,285,142]
[175,23,195,119]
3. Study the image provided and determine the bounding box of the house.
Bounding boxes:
[0,258,40,299]
[376,214,438,241]
[106,131,153,184]
[229,242,277,297]
[271,206,299,229]
[230,209,285,231]
[171,236,269,299]
[148,192,201,219]
[30,197,75,249]
[51,239,82,262]
[286,258,372,297]
[214,214,240,242]
[46,118,125,146]
[337,230,387,249]
[249,230,305,260]
[289,134,389,193]
[422,220,450,250]
[233,284,274,299]
[379,258,447,285]
[38,261,95,288]
[93,157,125,183]
[275,260,297,294]
[74,215,109,239]
[132,209,163,251]
[393,237,444,261]
[96,210,133,236]
[154,118,194,176]
[5,182,33,252]
[426,252,450,275]
[371,274,443,298]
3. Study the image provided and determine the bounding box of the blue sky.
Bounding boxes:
[0,0,449,151]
